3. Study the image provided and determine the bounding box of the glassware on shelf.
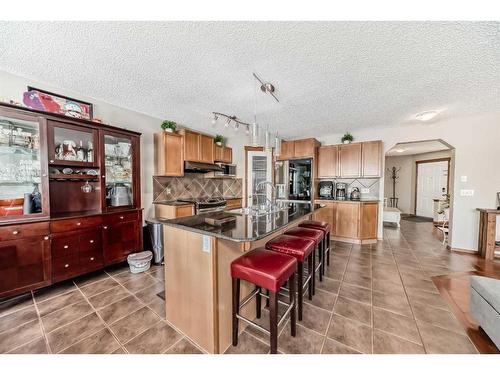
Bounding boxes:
[0,115,45,218]
[103,134,133,207]
[52,126,94,163]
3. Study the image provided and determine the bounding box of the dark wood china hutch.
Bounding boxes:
[0,103,142,298]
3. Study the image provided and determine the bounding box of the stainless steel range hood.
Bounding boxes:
[184,161,224,173]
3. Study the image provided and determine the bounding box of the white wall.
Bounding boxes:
[312,113,500,252]
[0,70,163,220]
[385,149,453,214]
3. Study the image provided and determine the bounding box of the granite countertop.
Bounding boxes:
[315,198,380,203]
[158,202,323,242]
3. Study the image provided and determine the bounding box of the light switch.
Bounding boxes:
[460,189,474,197]
[460,176,467,182]
[202,235,211,253]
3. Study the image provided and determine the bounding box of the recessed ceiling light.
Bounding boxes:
[415,110,440,122]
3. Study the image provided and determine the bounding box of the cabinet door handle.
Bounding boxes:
[49,160,54,163]
[64,264,69,268]
[101,175,106,178]
[90,257,95,261]
[12,230,19,235]
[64,245,69,249]
[103,226,108,229]
[89,240,94,243]
[44,236,49,240]
[76,222,81,226]
[119,216,124,220]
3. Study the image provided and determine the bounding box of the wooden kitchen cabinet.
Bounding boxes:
[339,143,362,177]
[222,147,232,164]
[182,129,201,162]
[200,134,214,164]
[0,223,51,298]
[278,140,295,160]
[102,211,142,265]
[226,198,242,209]
[214,145,233,163]
[277,138,319,160]
[155,203,194,219]
[314,201,335,229]
[317,145,339,178]
[154,132,184,176]
[335,202,360,238]
[360,202,379,239]
[361,141,382,177]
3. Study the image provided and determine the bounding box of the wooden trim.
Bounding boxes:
[244,146,264,207]
[448,246,478,254]
[414,157,451,216]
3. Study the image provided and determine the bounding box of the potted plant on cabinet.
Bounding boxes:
[161,120,177,133]
[214,134,224,146]
[341,132,354,144]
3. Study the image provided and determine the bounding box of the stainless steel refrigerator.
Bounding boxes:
[275,158,312,202]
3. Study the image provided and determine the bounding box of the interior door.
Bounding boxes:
[246,151,272,207]
[416,161,448,218]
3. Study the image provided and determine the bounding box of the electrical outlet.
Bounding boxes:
[166,188,171,194]
[460,189,474,197]
[361,188,370,194]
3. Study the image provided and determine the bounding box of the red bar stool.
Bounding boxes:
[231,248,297,354]
[284,226,325,292]
[265,235,315,321]
[299,220,331,277]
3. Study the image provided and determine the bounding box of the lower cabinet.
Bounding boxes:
[314,200,378,244]
[102,211,142,265]
[0,209,143,298]
[0,223,51,298]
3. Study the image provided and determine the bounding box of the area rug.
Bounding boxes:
[401,215,433,222]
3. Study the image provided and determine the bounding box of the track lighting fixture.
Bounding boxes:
[211,113,218,125]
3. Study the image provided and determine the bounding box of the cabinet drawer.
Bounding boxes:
[52,255,80,281]
[52,234,80,259]
[103,211,139,226]
[50,216,102,233]
[79,229,101,253]
[79,250,103,270]
[0,222,49,241]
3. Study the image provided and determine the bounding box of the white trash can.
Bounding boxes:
[127,251,153,274]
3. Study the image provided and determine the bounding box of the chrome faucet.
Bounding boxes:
[254,180,277,209]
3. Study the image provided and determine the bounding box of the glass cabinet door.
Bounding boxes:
[0,111,49,221]
[47,120,97,167]
[102,132,135,209]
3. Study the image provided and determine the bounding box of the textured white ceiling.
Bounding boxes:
[0,22,499,139]
[386,140,451,156]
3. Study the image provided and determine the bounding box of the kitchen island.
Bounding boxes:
[159,202,322,353]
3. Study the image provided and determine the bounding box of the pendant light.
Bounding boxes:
[274,132,281,156]
[251,123,259,146]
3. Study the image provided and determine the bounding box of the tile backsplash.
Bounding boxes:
[153,174,242,202]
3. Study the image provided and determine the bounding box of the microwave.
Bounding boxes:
[216,163,236,177]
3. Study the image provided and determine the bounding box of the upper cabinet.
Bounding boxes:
[154,132,184,176]
[100,130,141,211]
[277,138,319,161]
[214,145,233,164]
[179,129,214,164]
[339,143,362,177]
[361,141,382,177]
[317,145,339,178]
[318,141,382,178]
[0,108,50,223]
[200,134,214,164]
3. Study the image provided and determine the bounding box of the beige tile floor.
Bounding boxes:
[0,219,479,354]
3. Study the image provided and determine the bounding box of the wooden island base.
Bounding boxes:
[163,215,311,353]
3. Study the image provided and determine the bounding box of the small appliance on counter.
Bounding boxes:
[318,181,335,199]
[350,187,361,201]
[336,182,347,200]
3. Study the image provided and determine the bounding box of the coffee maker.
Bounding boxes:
[335,182,347,200]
